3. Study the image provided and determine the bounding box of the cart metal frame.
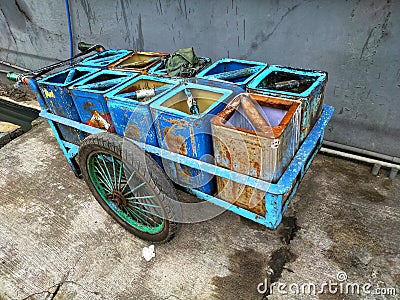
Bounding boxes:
[28,76,334,229]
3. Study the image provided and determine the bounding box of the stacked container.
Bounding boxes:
[70,70,138,132]
[247,65,327,142]
[196,58,266,88]
[108,51,169,74]
[37,67,100,144]
[150,83,234,194]
[78,49,132,69]
[210,93,301,215]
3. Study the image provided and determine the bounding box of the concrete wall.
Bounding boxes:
[0,0,399,157]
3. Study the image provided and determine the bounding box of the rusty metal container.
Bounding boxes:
[247,65,327,142]
[108,51,169,74]
[150,83,234,194]
[210,93,301,215]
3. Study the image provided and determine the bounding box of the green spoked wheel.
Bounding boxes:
[79,133,181,243]
[88,152,165,234]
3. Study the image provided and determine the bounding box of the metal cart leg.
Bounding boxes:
[47,119,81,177]
[265,194,283,229]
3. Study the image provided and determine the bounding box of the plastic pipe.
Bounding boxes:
[320,147,400,179]
[65,0,73,64]
[323,140,399,164]
[0,60,30,72]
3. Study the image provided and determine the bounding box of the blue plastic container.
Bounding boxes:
[104,75,179,138]
[105,75,180,166]
[70,70,138,132]
[148,57,212,77]
[196,58,266,88]
[150,83,234,194]
[247,65,328,142]
[78,49,132,69]
[37,67,100,144]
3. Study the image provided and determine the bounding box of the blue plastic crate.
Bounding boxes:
[150,83,234,194]
[70,70,139,132]
[105,75,180,167]
[247,65,328,142]
[104,75,179,141]
[196,58,266,87]
[37,67,100,144]
[77,49,132,69]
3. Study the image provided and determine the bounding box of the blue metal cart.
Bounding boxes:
[9,47,334,243]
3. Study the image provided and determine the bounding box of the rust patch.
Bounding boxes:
[82,101,94,112]
[168,118,187,129]
[253,161,261,176]
[125,124,141,141]
[163,126,187,155]
[216,177,266,216]
[225,150,231,163]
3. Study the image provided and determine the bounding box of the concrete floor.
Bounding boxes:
[0,119,399,300]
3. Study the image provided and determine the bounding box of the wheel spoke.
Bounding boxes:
[98,155,114,189]
[125,206,152,226]
[129,204,163,220]
[94,165,113,190]
[94,156,110,184]
[127,201,159,208]
[126,195,156,200]
[120,169,136,194]
[128,204,161,225]
[94,156,113,188]
[93,176,113,193]
[124,182,146,197]
[117,160,123,191]
[110,156,117,189]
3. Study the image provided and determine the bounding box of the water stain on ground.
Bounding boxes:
[276,216,299,244]
[212,248,267,300]
[262,246,297,298]
[357,187,385,203]
[212,217,300,299]
[326,210,385,272]
[381,177,393,190]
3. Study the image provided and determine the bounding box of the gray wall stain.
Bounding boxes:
[0,0,399,157]
[136,14,144,52]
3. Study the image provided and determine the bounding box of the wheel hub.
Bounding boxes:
[111,190,127,207]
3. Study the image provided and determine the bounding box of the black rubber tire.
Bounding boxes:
[78,132,181,243]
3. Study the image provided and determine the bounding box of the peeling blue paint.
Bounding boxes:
[37,66,100,144]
